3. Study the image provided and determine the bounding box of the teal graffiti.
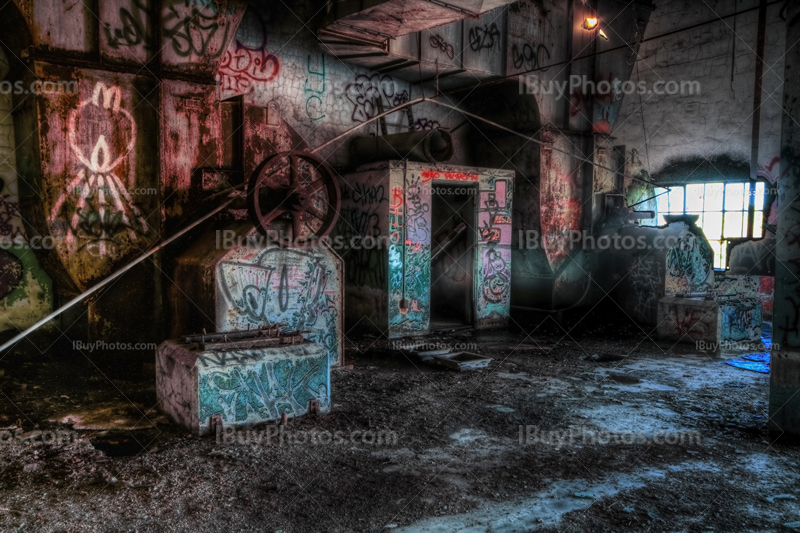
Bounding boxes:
[199,356,328,424]
[304,54,326,121]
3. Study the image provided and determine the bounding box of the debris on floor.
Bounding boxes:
[434,352,493,371]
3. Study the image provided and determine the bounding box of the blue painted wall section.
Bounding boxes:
[719,299,762,343]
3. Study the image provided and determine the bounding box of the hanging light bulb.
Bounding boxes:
[598,29,609,40]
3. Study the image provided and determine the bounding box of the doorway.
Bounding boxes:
[429,183,476,329]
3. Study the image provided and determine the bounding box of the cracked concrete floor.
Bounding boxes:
[0,326,798,532]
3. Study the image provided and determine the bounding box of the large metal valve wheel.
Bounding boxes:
[247,151,341,247]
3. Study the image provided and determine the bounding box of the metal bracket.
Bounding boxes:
[332,21,395,41]
[209,415,224,436]
[308,399,321,416]
[424,0,480,18]
[266,100,282,128]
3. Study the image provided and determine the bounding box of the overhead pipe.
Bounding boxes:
[431,100,658,190]
[350,129,454,165]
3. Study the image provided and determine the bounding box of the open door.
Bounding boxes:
[430,183,476,329]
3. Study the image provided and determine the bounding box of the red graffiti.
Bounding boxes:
[480,226,501,243]
[421,170,479,183]
[540,196,582,264]
[218,42,280,94]
[216,13,280,95]
[493,215,512,225]
[390,187,404,214]
[759,276,775,315]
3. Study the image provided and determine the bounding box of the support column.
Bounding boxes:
[769,3,800,434]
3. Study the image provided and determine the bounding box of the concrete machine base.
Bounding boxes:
[156,339,330,436]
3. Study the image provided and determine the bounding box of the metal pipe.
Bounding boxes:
[350,129,454,164]
[431,100,657,188]
[431,221,467,261]
[748,0,768,238]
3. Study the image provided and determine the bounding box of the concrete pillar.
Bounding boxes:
[769,3,800,434]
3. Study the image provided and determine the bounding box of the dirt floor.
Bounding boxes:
[0,319,798,532]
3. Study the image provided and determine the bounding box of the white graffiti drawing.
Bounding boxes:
[50,82,149,256]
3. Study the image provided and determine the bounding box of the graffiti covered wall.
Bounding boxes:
[335,169,391,335]
[0,49,52,332]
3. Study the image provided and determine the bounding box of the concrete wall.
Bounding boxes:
[0,47,52,333]
[0,0,661,338]
[615,0,786,184]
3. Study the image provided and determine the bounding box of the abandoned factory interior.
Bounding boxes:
[2,0,800,530]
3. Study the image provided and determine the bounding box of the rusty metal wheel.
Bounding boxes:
[247,151,341,247]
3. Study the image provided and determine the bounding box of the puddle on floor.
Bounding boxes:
[486,404,516,413]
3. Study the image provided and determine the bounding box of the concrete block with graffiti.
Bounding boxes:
[156,339,329,435]
[664,221,715,298]
[657,297,721,346]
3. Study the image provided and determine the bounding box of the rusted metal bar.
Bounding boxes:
[431,221,467,261]
[201,335,305,352]
[184,325,284,344]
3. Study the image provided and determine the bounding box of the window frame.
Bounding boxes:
[652,180,768,271]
